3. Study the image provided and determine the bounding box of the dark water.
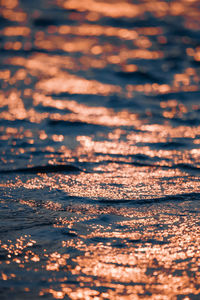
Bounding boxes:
[0,0,200,299]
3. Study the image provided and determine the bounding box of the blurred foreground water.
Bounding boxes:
[0,0,200,299]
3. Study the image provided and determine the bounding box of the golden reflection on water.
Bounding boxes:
[1,0,200,299]
[1,200,200,299]
[2,201,199,299]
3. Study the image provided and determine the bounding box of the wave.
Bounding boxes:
[98,192,200,205]
[0,164,82,174]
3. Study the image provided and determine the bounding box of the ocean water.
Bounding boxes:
[0,0,200,299]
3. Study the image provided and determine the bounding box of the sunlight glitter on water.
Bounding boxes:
[0,0,200,299]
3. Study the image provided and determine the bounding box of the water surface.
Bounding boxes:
[0,0,200,299]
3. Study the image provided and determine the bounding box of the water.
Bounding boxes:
[0,0,200,299]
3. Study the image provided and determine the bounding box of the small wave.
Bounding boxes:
[0,164,82,174]
[130,161,200,175]
[98,192,200,205]
[116,70,162,83]
[149,141,190,150]
[174,163,200,175]
[48,120,90,126]
[33,18,58,27]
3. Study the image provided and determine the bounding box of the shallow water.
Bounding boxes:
[0,0,200,299]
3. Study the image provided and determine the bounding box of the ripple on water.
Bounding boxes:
[0,0,200,299]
